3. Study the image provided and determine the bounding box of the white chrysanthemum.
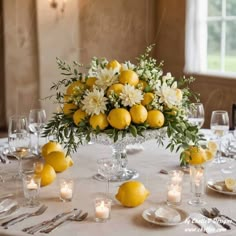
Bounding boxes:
[81,89,108,115]
[120,84,143,107]
[95,68,119,89]
[155,81,182,108]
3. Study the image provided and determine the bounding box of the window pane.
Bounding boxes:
[226,0,236,16]
[207,21,221,70]
[225,21,236,72]
[208,0,222,16]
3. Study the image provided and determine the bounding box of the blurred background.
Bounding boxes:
[0,0,235,136]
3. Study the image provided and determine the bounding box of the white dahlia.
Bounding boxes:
[95,68,119,89]
[120,84,143,107]
[81,89,108,115]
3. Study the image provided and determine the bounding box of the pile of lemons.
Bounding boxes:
[36,141,74,187]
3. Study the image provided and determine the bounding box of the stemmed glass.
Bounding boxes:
[8,115,31,177]
[188,103,205,128]
[29,109,46,155]
[97,158,120,198]
[210,110,229,164]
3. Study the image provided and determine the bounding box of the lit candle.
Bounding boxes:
[60,184,73,200]
[95,201,110,219]
[167,185,181,203]
[27,179,38,190]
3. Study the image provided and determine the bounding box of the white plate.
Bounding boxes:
[142,206,188,226]
[207,180,236,196]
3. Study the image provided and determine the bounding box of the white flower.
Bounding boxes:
[120,84,143,107]
[155,81,182,108]
[95,68,119,89]
[81,89,108,115]
[121,61,136,71]
[162,72,174,84]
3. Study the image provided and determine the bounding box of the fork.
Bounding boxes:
[211,208,236,226]
[2,204,47,228]
[201,208,231,230]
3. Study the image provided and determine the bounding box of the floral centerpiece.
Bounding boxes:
[43,45,202,160]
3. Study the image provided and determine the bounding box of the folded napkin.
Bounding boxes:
[0,199,17,214]
[190,213,226,234]
[154,206,181,223]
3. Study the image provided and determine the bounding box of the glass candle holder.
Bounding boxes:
[166,183,182,206]
[59,179,74,202]
[94,198,112,222]
[22,174,41,208]
[169,170,184,185]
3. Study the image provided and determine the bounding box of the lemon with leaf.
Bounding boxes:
[73,109,87,126]
[66,81,85,95]
[63,103,77,116]
[89,113,109,130]
[142,92,154,106]
[41,141,63,158]
[107,83,124,96]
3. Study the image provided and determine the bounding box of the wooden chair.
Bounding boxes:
[232,104,236,130]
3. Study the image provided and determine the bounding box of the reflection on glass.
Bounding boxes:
[208,0,222,16]
[188,103,205,128]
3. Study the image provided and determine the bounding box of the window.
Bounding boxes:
[185,0,236,77]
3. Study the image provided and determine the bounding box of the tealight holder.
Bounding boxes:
[59,179,74,202]
[22,174,41,207]
[166,182,182,206]
[94,198,112,222]
[169,170,184,185]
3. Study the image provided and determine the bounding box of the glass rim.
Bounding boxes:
[211,110,228,114]
[9,114,28,120]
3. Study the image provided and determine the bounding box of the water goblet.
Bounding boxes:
[8,115,31,178]
[210,110,229,164]
[29,109,46,155]
[97,158,120,198]
[188,103,205,128]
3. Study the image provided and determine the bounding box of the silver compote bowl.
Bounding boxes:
[91,129,166,182]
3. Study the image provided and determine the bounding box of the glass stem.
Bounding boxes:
[36,131,40,155]
[18,158,22,176]
[107,179,110,195]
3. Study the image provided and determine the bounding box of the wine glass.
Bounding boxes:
[210,110,229,164]
[29,109,46,155]
[188,103,205,128]
[8,115,31,177]
[97,158,120,198]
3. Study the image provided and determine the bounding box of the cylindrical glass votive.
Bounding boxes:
[59,179,74,202]
[169,170,184,185]
[94,198,112,222]
[22,174,41,207]
[166,183,182,206]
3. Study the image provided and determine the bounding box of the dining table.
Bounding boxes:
[0,133,236,236]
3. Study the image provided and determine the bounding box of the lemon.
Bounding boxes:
[106,60,121,70]
[107,108,131,130]
[41,141,63,158]
[86,77,97,88]
[137,80,148,90]
[73,109,87,126]
[63,103,77,116]
[225,178,236,191]
[66,81,85,95]
[208,141,218,155]
[39,164,56,187]
[119,70,139,86]
[146,110,165,128]
[107,83,124,96]
[89,113,109,130]
[115,181,149,207]
[141,92,155,106]
[130,104,148,124]
[66,155,74,167]
[204,150,214,161]
[186,146,206,165]
[44,151,68,172]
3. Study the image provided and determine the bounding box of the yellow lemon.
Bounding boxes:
[73,109,87,126]
[137,80,148,90]
[66,81,85,95]
[225,178,236,191]
[187,146,206,165]
[115,181,149,207]
[39,164,56,187]
[63,103,77,116]
[141,92,155,106]
[146,110,165,128]
[107,108,131,130]
[44,151,68,172]
[130,104,148,124]
[89,113,109,130]
[119,70,139,86]
[107,83,124,96]
[106,60,121,70]
[41,141,63,158]
[86,77,97,88]
[66,155,74,167]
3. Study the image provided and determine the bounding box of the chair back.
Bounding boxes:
[232,104,236,130]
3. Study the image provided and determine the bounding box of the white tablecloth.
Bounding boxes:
[0,138,235,236]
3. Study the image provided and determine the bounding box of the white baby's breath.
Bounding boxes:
[81,89,108,115]
[121,61,136,71]
[120,84,143,107]
[95,68,119,89]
